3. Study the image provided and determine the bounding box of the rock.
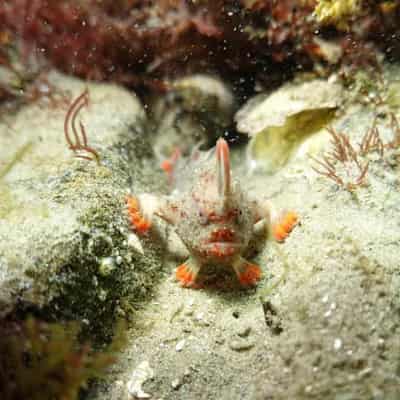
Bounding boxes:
[236,326,252,338]
[149,74,235,158]
[126,361,154,399]
[236,79,342,137]
[175,339,186,352]
[171,378,182,390]
[193,311,211,327]
[0,71,166,340]
[235,78,343,173]
[229,338,255,352]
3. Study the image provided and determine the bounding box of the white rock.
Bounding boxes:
[235,79,343,136]
[333,338,343,350]
[127,233,144,255]
[175,339,186,352]
[127,361,154,399]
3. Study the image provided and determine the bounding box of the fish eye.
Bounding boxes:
[199,210,209,225]
[233,209,242,222]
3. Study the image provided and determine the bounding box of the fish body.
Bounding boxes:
[127,138,298,287]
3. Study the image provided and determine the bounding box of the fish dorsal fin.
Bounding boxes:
[216,138,231,212]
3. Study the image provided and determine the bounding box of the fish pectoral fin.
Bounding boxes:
[233,257,262,286]
[271,210,298,242]
[126,195,152,234]
[175,258,201,288]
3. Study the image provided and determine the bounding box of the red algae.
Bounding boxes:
[0,0,399,93]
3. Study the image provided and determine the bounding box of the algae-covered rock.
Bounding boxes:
[235,78,343,173]
[149,74,235,157]
[314,0,362,27]
[0,72,166,341]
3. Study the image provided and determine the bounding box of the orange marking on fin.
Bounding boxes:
[238,263,261,286]
[176,264,195,287]
[273,211,298,242]
[161,148,181,184]
[273,225,289,242]
[126,195,152,234]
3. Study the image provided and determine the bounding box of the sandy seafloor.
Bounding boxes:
[88,103,400,400]
[0,68,399,400]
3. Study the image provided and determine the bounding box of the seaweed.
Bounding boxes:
[64,89,100,164]
[359,117,384,156]
[0,0,396,96]
[386,112,400,149]
[0,316,126,400]
[0,15,69,117]
[0,0,396,112]
[311,126,369,191]
[312,113,400,190]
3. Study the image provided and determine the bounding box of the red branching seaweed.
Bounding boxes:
[0,0,398,96]
[387,112,400,149]
[311,127,369,191]
[64,89,100,163]
[359,117,384,156]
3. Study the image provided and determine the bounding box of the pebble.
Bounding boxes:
[236,326,251,338]
[215,336,225,345]
[193,312,211,326]
[333,338,342,350]
[175,339,186,352]
[182,323,192,333]
[127,233,144,255]
[126,361,154,399]
[98,256,116,276]
[171,378,182,390]
[184,308,194,316]
[229,339,255,352]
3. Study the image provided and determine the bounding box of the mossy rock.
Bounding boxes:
[0,72,167,342]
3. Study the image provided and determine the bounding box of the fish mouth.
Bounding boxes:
[201,242,241,258]
[203,242,241,248]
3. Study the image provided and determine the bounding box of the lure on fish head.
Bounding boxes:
[186,138,254,263]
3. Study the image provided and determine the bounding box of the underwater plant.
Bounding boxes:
[386,112,400,149]
[311,126,369,191]
[312,114,400,190]
[64,89,100,163]
[0,0,63,111]
[0,316,125,400]
[0,0,397,96]
[359,117,384,156]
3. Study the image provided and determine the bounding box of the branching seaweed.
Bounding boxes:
[359,117,384,156]
[311,126,369,191]
[312,114,400,190]
[387,112,400,148]
[64,89,100,164]
[359,112,400,152]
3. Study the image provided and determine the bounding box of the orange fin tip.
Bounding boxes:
[237,262,262,286]
[126,195,152,234]
[273,211,298,242]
